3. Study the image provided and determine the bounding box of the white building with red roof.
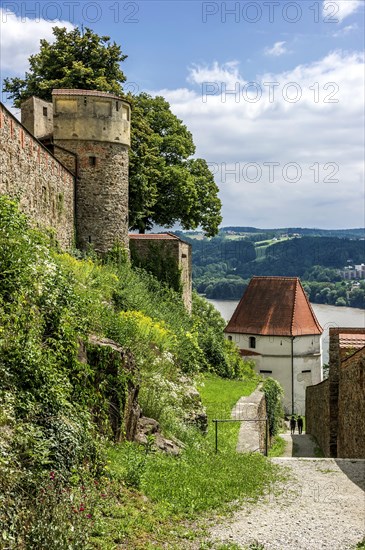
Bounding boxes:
[224,276,323,414]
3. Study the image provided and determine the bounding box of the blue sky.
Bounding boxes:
[1,0,364,228]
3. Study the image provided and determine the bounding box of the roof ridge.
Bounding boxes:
[252,276,298,280]
[297,278,323,335]
[290,278,299,336]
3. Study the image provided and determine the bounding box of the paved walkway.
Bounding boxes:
[231,387,265,453]
[281,431,318,457]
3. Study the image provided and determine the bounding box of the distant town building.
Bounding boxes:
[224,276,323,414]
[340,264,365,280]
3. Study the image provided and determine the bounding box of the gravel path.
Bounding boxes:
[209,457,365,549]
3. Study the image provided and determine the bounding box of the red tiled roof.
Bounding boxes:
[129,232,180,241]
[339,333,365,348]
[224,276,322,337]
[52,89,127,102]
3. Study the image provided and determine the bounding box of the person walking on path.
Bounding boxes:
[290,415,296,435]
[297,415,304,434]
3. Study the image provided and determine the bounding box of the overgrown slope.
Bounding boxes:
[0,196,275,549]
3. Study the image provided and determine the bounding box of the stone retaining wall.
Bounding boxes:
[305,379,330,456]
[232,386,267,454]
[338,350,365,458]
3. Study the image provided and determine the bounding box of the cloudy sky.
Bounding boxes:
[1,0,364,229]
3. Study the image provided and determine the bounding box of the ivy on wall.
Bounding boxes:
[130,241,182,294]
[262,378,284,438]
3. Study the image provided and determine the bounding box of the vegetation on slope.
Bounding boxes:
[0,197,278,549]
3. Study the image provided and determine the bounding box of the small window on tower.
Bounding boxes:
[43,107,48,116]
[89,156,97,167]
[116,101,119,111]
[228,335,232,341]
[249,336,256,349]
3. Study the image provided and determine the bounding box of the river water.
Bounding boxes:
[208,299,365,364]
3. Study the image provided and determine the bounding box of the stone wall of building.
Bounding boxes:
[0,103,74,249]
[306,328,365,458]
[129,236,192,312]
[54,139,129,252]
[338,349,365,458]
[305,379,330,456]
[52,90,131,254]
[180,240,192,312]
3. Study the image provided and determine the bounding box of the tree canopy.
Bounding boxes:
[129,94,222,235]
[3,27,127,105]
[3,26,222,236]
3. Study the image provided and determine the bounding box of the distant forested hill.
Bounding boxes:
[251,237,364,276]
[177,230,365,307]
[220,227,365,239]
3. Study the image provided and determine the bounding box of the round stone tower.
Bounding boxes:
[52,89,130,253]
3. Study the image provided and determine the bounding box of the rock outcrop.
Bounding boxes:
[134,416,182,455]
[78,336,141,442]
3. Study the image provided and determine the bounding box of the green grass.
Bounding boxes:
[268,436,286,457]
[94,374,282,548]
[198,373,258,413]
[139,374,271,517]
[198,373,258,453]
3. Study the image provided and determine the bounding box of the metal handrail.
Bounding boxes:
[212,417,269,456]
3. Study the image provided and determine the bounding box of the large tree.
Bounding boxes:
[3,26,222,236]
[129,93,222,235]
[3,27,127,105]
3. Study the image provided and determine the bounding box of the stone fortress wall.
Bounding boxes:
[1,91,193,310]
[18,90,131,253]
[129,234,193,312]
[51,90,130,253]
[0,102,74,249]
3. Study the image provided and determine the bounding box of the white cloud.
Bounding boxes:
[188,61,243,86]
[333,24,357,37]
[0,8,74,73]
[150,52,365,228]
[323,0,362,23]
[264,41,288,57]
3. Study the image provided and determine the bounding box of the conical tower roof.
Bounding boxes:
[224,276,323,337]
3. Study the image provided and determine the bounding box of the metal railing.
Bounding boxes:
[212,417,269,456]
